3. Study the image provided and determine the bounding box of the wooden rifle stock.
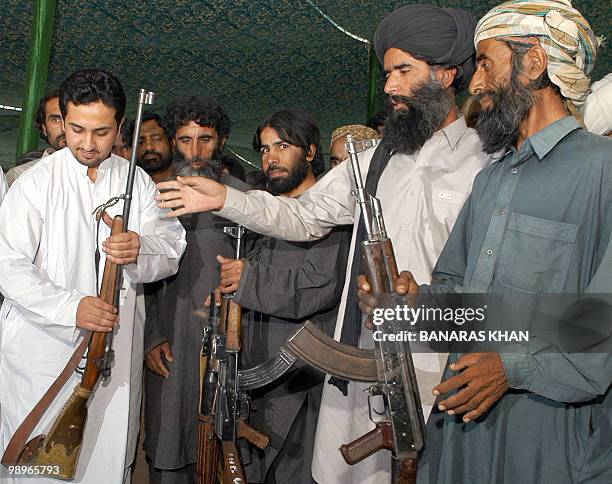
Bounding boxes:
[225,299,242,353]
[27,215,124,479]
[197,415,220,484]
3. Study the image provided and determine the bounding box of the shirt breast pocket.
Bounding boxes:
[498,212,578,293]
[431,186,467,227]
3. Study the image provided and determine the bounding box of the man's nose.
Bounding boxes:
[469,70,484,96]
[82,133,95,151]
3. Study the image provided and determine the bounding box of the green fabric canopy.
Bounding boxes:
[1,0,610,170]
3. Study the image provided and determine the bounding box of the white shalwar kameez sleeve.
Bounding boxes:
[0,147,186,484]
[0,169,7,204]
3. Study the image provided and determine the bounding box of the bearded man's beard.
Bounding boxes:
[265,153,309,195]
[174,149,224,181]
[383,78,452,155]
[474,67,536,154]
[138,150,172,175]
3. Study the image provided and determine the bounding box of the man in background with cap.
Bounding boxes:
[156,4,491,482]
[329,124,380,169]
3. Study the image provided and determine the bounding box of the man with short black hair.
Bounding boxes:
[0,69,186,483]
[136,112,173,183]
[6,92,66,186]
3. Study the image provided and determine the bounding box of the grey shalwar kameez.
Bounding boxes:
[143,174,249,483]
[235,226,352,483]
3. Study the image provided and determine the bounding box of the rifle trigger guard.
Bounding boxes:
[367,386,386,422]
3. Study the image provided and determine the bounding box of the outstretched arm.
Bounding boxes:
[156,153,367,242]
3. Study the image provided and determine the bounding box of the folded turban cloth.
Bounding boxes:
[374,5,477,90]
[331,125,380,144]
[474,0,600,108]
[582,74,612,135]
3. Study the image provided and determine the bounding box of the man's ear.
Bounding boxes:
[521,45,548,82]
[42,123,48,138]
[219,135,228,149]
[171,138,176,150]
[437,67,457,89]
[306,144,316,162]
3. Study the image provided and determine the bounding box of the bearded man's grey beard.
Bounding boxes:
[474,60,537,154]
[383,76,452,155]
[174,150,224,181]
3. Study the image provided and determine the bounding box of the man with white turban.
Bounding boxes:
[358,1,611,483]
[582,73,612,136]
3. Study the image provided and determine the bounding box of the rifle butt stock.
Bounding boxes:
[197,415,220,484]
[30,385,92,480]
[222,441,246,483]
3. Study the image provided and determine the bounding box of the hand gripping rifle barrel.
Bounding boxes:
[16,90,154,480]
[340,135,426,484]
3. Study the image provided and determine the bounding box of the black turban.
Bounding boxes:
[374,4,477,90]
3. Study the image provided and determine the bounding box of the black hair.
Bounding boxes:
[141,111,170,138]
[35,91,59,142]
[59,69,126,125]
[252,109,324,177]
[219,153,246,181]
[163,95,231,140]
[120,111,168,148]
[120,118,134,147]
[366,109,387,130]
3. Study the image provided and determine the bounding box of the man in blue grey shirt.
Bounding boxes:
[358,1,610,483]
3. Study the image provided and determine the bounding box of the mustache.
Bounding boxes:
[389,94,414,106]
[143,149,161,157]
[265,162,288,175]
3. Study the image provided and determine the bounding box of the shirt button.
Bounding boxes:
[497,208,505,215]
[486,249,494,256]
[511,168,518,174]
[409,190,416,196]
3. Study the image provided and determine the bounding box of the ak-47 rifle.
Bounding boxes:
[235,136,425,484]
[197,226,270,484]
[339,135,426,483]
[1,89,154,480]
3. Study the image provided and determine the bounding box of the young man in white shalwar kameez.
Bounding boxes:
[0,69,186,484]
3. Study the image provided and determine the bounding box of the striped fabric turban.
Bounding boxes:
[475,0,600,108]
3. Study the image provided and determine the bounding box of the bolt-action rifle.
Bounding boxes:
[197,226,270,484]
[1,90,154,480]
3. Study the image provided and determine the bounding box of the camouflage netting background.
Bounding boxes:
[1,0,609,170]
